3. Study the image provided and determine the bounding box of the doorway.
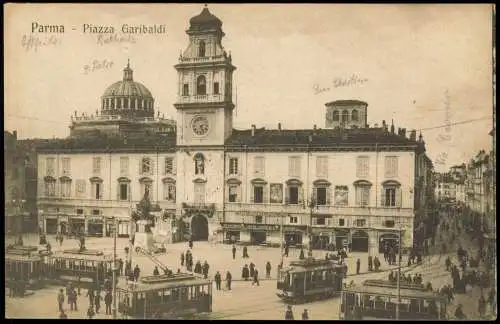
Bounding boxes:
[191,214,209,241]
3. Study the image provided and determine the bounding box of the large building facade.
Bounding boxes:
[36,6,433,254]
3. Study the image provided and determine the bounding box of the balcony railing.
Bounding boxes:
[177,94,228,104]
[179,55,226,64]
[37,197,176,209]
[224,202,414,217]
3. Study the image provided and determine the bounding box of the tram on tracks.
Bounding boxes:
[339,280,447,320]
[5,245,45,289]
[45,249,114,289]
[276,257,347,303]
[116,273,212,319]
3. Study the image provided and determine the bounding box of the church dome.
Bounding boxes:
[189,6,222,29]
[100,61,155,118]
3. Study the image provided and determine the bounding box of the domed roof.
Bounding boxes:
[102,61,153,99]
[189,5,222,29]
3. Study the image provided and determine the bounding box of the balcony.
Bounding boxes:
[37,197,176,209]
[177,94,228,104]
[179,55,226,64]
[224,203,414,218]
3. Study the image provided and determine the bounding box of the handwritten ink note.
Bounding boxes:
[96,33,137,46]
[21,34,61,52]
[83,59,114,74]
[313,74,368,95]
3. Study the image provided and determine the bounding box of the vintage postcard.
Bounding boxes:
[4,3,495,320]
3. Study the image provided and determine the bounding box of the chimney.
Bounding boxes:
[419,132,423,142]
[409,129,417,141]
[251,124,256,137]
[402,128,406,137]
[13,130,17,139]
[278,123,281,131]
[390,119,395,134]
[397,127,401,136]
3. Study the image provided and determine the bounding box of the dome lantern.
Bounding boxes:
[123,58,133,81]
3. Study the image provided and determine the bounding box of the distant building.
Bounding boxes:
[35,6,434,254]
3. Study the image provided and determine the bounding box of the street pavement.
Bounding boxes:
[5,226,496,320]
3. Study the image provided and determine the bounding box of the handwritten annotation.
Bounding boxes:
[313,74,368,95]
[84,60,114,75]
[21,34,61,52]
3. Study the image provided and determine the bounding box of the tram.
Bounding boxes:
[116,273,212,319]
[339,280,447,320]
[276,258,347,303]
[45,249,114,289]
[5,245,45,289]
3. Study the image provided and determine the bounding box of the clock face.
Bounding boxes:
[191,116,209,136]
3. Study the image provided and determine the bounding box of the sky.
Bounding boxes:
[4,4,494,172]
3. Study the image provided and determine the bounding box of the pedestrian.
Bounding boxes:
[189,238,193,249]
[232,245,236,260]
[368,255,373,271]
[87,287,94,307]
[301,309,309,320]
[94,290,101,314]
[374,257,380,272]
[195,261,202,274]
[59,310,68,319]
[454,304,466,319]
[299,248,305,260]
[243,246,249,258]
[242,264,250,281]
[214,271,222,291]
[57,288,65,312]
[225,271,232,290]
[266,261,272,279]
[249,262,255,278]
[118,258,124,276]
[284,244,289,258]
[252,268,260,286]
[285,305,294,320]
[202,261,210,279]
[478,295,486,318]
[488,288,496,307]
[104,291,112,315]
[59,234,64,246]
[87,305,95,319]
[133,264,140,282]
[181,252,185,266]
[445,256,451,271]
[356,258,361,275]
[153,266,160,276]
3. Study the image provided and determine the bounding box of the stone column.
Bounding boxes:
[103,218,107,238]
[368,230,379,257]
[84,218,89,236]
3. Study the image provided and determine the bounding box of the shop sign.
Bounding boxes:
[244,224,280,231]
[87,218,103,223]
[222,223,242,229]
[311,227,330,235]
[283,225,306,232]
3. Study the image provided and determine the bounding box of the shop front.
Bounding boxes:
[283,225,306,247]
[310,228,331,250]
[334,229,350,251]
[351,229,369,252]
[69,217,85,236]
[87,218,104,237]
[45,218,58,234]
[245,224,280,244]
[222,223,242,244]
[117,221,130,238]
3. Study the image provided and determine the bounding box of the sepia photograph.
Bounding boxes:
[4,3,496,320]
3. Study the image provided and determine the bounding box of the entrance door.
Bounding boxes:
[250,231,267,244]
[351,230,369,252]
[191,214,209,241]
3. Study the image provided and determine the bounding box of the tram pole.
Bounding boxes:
[395,228,402,320]
[280,212,284,265]
[112,217,117,319]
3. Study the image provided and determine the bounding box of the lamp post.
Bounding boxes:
[395,226,403,320]
[112,216,118,319]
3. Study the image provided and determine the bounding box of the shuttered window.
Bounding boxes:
[120,157,129,176]
[316,156,328,178]
[384,156,398,178]
[355,186,370,207]
[356,156,369,178]
[92,157,101,175]
[46,157,55,176]
[288,157,301,178]
[254,157,265,176]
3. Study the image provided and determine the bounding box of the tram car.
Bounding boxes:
[276,257,347,303]
[45,249,114,289]
[339,280,447,320]
[117,273,212,319]
[5,245,45,289]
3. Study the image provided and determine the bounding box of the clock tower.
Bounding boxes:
[174,5,236,147]
[174,6,236,241]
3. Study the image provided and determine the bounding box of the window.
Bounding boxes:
[288,157,301,178]
[76,180,86,198]
[119,183,129,201]
[131,98,136,109]
[120,157,129,176]
[141,157,153,175]
[164,183,176,202]
[228,185,238,202]
[199,40,206,57]
[316,156,328,178]
[356,156,369,178]
[92,209,100,216]
[383,187,397,207]
[194,154,205,175]
[124,98,129,109]
[351,109,359,121]
[44,179,56,197]
[182,84,189,96]
[255,215,263,224]
[339,218,345,226]
[289,216,298,224]
[332,110,339,121]
[384,156,399,178]
[316,187,327,205]
[355,186,370,207]
[355,219,366,227]
[384,220,395,228]
[62,158,71,175]
[76,209,84,215]
[194,182,205,203]
[342,110,349,122]
[46,157,55,176]
[254,157,265,175]
[164,157,174,175]
[213,82,219,95]
[140,181,153,199]
[229,158,238,175]
[253,186,264,203]
[60,179,71,198]
[117,98,122,109]
[316,216,326,225]
[287,186,299,205]
[197,75,206,95]
[92,157,101,175]
[92,181,103,200]
[334,186,349,206]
